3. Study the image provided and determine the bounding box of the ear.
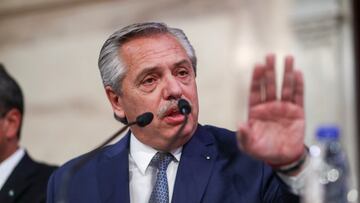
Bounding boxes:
[3,109,21,140]
[105,86,126,119]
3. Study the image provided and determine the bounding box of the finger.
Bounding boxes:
[249,64,266,107]
[265,54,277,101]
[294,70,304,107]
[281,55,294,102]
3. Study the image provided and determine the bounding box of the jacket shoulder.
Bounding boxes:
[47,133,130,202]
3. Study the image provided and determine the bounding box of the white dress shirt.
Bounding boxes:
[129,133,181,203]
[128,133,305,202]
[0,148,25,189]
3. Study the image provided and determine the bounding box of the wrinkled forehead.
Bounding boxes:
[119,34,190,69]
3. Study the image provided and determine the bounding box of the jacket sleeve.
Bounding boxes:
[261,163,300,203]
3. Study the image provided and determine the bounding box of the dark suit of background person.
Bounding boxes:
[47,22,307,203]
[0,64,57,203]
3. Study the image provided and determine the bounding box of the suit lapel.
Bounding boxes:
[97,133,131,203]
[0,152,37,203]
[172,125,217,203]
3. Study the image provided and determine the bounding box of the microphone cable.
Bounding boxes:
[57,112,154,203]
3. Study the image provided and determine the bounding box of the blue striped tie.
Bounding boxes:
[149,152,173,203]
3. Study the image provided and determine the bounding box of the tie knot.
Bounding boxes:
[151,152,173,170]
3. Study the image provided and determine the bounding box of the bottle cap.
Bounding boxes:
[316,125,340,141]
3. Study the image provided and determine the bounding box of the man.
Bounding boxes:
[0,64,57,203]
[47,22,306,203]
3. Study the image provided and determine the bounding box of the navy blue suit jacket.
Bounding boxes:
[47,125,299,203]
[0,152,57,203]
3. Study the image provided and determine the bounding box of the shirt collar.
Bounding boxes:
[0,148,25,189]
[0,147,25,166]
[129,133,182,175]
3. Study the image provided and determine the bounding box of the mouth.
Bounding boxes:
[162,107,185,124]
[165,107,180,116]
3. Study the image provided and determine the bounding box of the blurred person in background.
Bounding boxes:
[48,22,306,203]
[0,63,57,203]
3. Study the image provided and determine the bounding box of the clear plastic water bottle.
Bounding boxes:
[302,142,324,203]
[302,126,349,203]
[318,126,349,203]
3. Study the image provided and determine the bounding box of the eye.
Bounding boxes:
[141,76,157,86]
[176,68,189,78]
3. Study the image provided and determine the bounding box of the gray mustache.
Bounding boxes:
[157,99,180,118]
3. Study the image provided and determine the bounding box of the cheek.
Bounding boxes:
[0,134,5,149]
[0,124,5,139]
[185,85,199,119]
[189,85,199,108]
[123,94,160,118]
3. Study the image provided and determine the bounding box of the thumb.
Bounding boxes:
[237,122,251,150]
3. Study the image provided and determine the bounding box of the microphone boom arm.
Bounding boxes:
[57,112,153,203]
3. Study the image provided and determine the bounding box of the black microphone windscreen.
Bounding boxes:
[178,99,191,115]
[136,112,154,127]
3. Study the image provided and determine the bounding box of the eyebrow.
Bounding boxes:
[134,59,193,84]
[135,66,161,83]
[174,59,192,68]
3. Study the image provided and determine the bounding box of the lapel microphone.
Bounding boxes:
[57,112,153,203]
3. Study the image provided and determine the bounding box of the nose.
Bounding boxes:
[162,75,182,100]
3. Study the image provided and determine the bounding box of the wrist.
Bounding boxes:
[270,145,309,175]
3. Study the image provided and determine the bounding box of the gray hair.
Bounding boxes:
[98,22,197,95]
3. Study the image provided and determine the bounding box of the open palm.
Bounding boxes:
[238,55,305,166]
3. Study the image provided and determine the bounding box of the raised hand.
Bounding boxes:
[237,54,305,167]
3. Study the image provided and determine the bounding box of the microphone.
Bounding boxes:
[57,112,153,203]
[178,98,191,115]
[136,112,154,127]
[172,99,192,139]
